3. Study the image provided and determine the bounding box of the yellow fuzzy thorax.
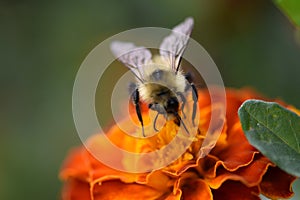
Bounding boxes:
[137,56,187,104]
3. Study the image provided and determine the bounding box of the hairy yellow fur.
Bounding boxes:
[138,63,186,104]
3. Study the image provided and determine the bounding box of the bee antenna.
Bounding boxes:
[175,113,189,135]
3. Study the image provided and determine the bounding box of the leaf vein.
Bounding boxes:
[289,119,300,153]
[245,108,299,153]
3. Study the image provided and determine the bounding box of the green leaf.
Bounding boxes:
[273,0,300,26]
[238,99,300,177]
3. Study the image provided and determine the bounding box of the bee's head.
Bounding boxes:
[148,94,179,114]
[165,96,179,113]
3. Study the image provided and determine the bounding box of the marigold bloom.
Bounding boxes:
[60,88,297,200]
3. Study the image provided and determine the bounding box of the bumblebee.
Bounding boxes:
[110,18,198,136]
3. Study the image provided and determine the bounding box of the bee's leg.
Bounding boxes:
[176,92,187,118]
[174,112,189,135]
[149,103,164,132]
[184,73,198,127]
[129,82,145,137]
[153,112,160,132]
[190,83,198,127]
[184,72,193,87]
[128,82,137,95]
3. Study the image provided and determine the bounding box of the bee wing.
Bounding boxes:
[159,17,194,72]
[110,41,152,82]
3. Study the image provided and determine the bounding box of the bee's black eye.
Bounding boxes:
[166,97,179,112]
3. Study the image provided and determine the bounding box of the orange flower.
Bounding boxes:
[60,88,296,200]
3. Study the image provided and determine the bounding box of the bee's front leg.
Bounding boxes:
[184,73,198,127]
[129,82,145,137]
[176,92,187,119]
[190,83,198,127]
[149,103,166,132]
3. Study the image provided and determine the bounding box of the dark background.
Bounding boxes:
[1,0,299,199]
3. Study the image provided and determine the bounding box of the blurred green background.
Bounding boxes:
[1,0,299,199]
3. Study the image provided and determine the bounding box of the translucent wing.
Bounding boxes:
[159,17,194,72]
[110,41,152,82]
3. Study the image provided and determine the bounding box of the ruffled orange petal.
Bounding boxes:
[61,179,91,200]
[212,180,260,200]
[260,166,296,199]
[170,171,213,200]
[164,190,182,200]
[60,134,176,198]
[59,144,128,182]
[198,88,261,130]
[199,123,260,182]
[181,179,213,200]
[224,88,262,128]
[59,147,91,182]
[139,170,175,192]
[59,144,142,185]
[207,155,273,189]
[86,134,147,183]
[211,123,259,171]
[60,87,298,200]
[91,180,168,200]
